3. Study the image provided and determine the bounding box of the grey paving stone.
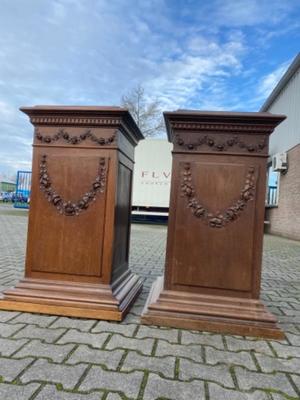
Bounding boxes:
[0,382,40,400]
[92,321,137,337]
[20,359,87,390]
[206,346,257,370]
[226,337,273,356]
[14,325,66,343]
[0,356,34,381]
[270,341,300,358]
[269,301,296,309]
[285,332,300,346]
[156,340,203,362]
[34,384,103,399]
[14,339,75,362]
[268,306,284,317]
[10,313,57,327]
[208,382,270,400]
[143,372,205,400]
[79,366,144,399]
[57,329,109,349]
[49,317,97,332]
[106,393,123,400]
[181,330,224,349]
[0,338,28,356]
[0,322,25,337]
[256,353,300,373]
[278,309,300,317]
[106,334,154,355]
[66,345,124,370]
[136,325,179,343]
[276,315,300,324]
[122,351,176,378]
[179,358,234,387]
[290,374,300,394]
[0,311,20,323]
[235,366,297,398]
[122,313,140,324]
[263,337,290,346]
[278,323,300,335]
[270,394,288,400]
[129,305,144,315]
[269,296,300,304]
[134,297,149,306]
[289,303,300,311]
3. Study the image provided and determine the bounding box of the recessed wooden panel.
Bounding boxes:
[112,162,132,280]
[28,151,107,277]
[172,160,257,292]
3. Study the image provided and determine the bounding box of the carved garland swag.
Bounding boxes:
[35,128,115,146]
[181,163,256,228]
[39,155,107,216]
[176,134,267,153]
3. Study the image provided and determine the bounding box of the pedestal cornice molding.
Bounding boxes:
[170,121,276,134]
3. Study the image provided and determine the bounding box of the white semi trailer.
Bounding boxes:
[132,139,172,221]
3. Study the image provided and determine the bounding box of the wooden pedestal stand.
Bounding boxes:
[142,110,286,338]
[0,106,144,320]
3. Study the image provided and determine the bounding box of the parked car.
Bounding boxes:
[11,193,28,203]
[1,192,14,202]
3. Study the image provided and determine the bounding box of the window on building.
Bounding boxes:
[266,166,279,206]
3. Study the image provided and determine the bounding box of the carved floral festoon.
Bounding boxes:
[180,163,256,228]
[35,128,115,146]
[39,155,107,216]
[176,134,267,153]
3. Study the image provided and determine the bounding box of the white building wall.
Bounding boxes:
[267,68,300,155]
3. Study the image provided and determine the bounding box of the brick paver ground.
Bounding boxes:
[0,203,299,399]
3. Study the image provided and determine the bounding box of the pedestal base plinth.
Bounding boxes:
[141,277,284,339]
[0,273,142,321]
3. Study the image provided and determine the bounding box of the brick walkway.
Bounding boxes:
[0,204,299,399]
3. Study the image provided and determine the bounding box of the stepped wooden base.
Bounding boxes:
[141,277,284,339]
[0,272,142,321]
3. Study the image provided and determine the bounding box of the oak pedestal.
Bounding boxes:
[0,106,143,320]
[142,110,286,338]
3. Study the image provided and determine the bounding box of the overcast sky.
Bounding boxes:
[0,0,299,178]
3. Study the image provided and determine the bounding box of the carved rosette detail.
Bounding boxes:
[35,128,115,146]
[39,155,107,216]
[176,134,267,153]
[181,163,256,228]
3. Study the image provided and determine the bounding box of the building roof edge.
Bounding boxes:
[260,53,300,112]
